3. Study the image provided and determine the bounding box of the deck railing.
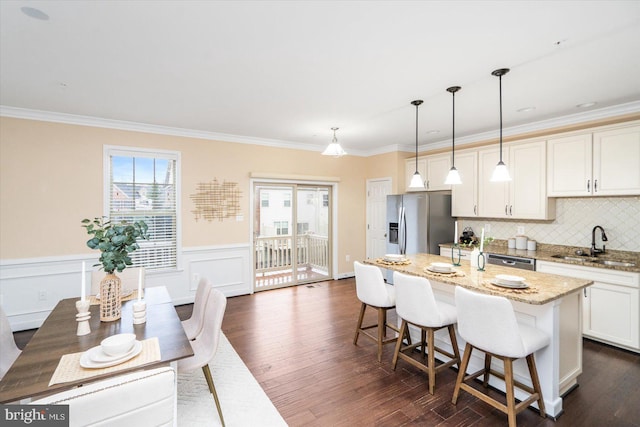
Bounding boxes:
[255,233,329,276]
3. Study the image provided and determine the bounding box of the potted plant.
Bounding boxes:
[81,217,149,321]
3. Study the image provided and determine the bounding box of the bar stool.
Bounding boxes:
[452,286,549,427]
[391,272,461,394]
[353,261,399,362]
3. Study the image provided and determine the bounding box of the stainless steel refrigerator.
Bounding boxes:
[386,191,454,283]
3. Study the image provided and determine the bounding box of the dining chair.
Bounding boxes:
[90,266,146,295]
[452,286,549,427]
[0,305,21,381]
[353,261,399,362]
[182,277,214,340]
[178,288,227,426]
[391,272,461,395]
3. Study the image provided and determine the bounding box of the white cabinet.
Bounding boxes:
[477,140,554,219]
[451,150,478,217]
[405,157,427,192]
[536,261,640,352]
[547,124,640,196]
[405,153,452,192]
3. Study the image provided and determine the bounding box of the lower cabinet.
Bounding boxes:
[537,261,640,352]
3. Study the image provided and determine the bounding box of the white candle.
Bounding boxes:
[454,221,458,244]
[480,227,485,253]
[81,261,86,301]
[138,269,143,301]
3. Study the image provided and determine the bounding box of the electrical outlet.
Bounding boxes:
[484,224,491,233]
[192,273,200,285]
[346,255,350,262]
[517,226,525,235]
[38,290,47,301]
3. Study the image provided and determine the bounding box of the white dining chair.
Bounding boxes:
[178,288,227,426]
[182,277,214,340]
[90,266,145,295]
[452,286,549,427]
[353,261,399,362]
[391,272,461,395]
[1,305,21,381]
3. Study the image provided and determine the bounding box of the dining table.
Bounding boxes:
[0,286,193,404]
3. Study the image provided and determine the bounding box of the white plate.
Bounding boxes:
[490,279,529,289]
[426,266,455,274]
[495,274,525,284]
[384,254,405,261]
[80,340,142,368]
[95,289,134,300]
[429,262,453,273]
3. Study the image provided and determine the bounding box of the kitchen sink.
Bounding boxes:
[550,255,587,262]
[590,259,636,267]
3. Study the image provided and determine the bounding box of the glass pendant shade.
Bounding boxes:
[490,160,511,182]
[409,171,425,189]
[322,127,346,157]
[444,166,462,185]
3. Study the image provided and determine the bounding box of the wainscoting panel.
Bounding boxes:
[0,244,253,331]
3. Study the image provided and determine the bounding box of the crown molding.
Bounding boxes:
[2,101,639,157]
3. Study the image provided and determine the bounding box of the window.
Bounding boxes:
[283,193,291,207]
[274,221,289,235]
[297,222,309,234]
[322,194,329,207]
[261,192,270,208]
[106,146,180,271]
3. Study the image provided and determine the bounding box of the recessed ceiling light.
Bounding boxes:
[517,106,536,113]
[20,6,49,21]
[576,102,597,108]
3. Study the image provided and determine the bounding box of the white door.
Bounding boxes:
[366,178,392,260]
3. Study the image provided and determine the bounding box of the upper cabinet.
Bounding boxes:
[548,124,640,196]
[451,150,478,217]
[405,153,452,192]
[477,140,555,220]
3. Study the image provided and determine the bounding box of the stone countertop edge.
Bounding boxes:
[367,253,593,305]
[439,240,640,273]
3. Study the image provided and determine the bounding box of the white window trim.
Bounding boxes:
[103,145,182,272]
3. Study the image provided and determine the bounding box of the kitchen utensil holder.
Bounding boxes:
[451,244,462,266]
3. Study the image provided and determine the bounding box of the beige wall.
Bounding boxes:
[0,117,401,275]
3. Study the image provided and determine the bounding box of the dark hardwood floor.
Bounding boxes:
[12,278,640,426]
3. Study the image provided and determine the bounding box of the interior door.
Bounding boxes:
[366,178,392,260]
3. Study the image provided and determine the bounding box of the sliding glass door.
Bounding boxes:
[253,183,332,291]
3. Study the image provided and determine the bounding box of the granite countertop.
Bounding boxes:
[365,253,593,305]
[440,241,640,273]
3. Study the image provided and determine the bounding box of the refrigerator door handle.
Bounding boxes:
[398,206,407,254]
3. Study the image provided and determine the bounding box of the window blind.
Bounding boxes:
[108,150,178,271]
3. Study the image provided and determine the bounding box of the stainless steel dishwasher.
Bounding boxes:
[486,253,536,271]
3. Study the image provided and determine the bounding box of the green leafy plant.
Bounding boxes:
[81,217,149,274]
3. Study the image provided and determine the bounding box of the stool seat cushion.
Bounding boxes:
[393,271,457,327]
[517,323,550,357]
[354,262,395,308]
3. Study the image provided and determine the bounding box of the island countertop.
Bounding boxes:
[364,253,593,305]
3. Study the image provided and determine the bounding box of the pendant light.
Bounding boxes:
[444,86,462,185]
[490,68,511,182]
[322,127,347,157]
[408,100,426,189]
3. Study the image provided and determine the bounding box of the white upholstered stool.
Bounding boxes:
[452,286,549,427]
[391,272,461,395]
[353,261,399,362]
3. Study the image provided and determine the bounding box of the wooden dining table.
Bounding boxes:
[0,286,193,404]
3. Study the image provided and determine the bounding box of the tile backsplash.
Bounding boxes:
[461,196,640,252]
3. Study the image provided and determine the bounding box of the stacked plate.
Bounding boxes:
[426,262,454,274]
[492,274,528,289]
[80,340,143,369]
[383,254,406,262]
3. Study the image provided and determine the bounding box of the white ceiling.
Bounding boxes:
[2,1,640,156]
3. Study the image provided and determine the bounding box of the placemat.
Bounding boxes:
[375,258,411,266]
[88,289,141,306]
[481,280,539,294]
[49,337,161,386]
[422,267,466,278]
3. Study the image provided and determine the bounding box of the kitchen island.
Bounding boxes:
[364,253,593,418]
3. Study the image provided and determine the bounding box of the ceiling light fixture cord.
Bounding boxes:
[412,100,423,172]
[490,68,511,182]
[408,100,425,189]
[445,86,462,185]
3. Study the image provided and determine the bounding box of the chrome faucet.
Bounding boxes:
[590,225,608,257]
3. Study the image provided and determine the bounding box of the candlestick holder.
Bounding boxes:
[477,251,486,271]
[451,244,462,266]
[133,300,147,325]
[75,300,91,336]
